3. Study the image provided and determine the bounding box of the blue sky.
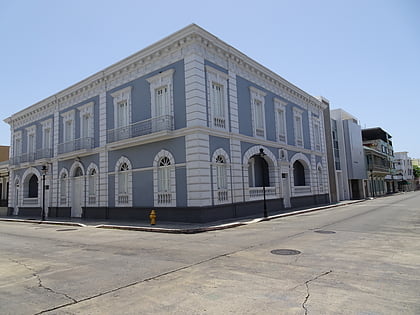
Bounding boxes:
[1,0,419,156]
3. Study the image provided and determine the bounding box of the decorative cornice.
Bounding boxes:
[5,24,325,128]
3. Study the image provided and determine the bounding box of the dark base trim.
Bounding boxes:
[81,194,329,223]
[48,207,71,218]
[12,194,330,223]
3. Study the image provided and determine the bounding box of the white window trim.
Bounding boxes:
[317,164,324,193]
[290,153,312,196]
[13,130,22,157]
[206,66,229,131]
[115,156,133,207]
[293,107,304,148]
[274,98,287,143]
[61,110,75,143]
[41,119,53,149]
[153,149,176,207]
[25,125,36,154]
[146,69,175,119]
[111,86,132,129]
[211,148,231,204]
[312,117,322,152]
[59,168,69,206]
[78,102,94,139]
[86,162,99,206]
[249,86,266,139]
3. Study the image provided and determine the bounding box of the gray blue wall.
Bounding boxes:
[106,60,186,132]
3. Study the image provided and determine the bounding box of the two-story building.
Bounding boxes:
[5,24,330,222]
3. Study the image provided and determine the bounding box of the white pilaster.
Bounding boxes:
[53,111,59,159]
[99,89,107,147]
[51,160,59,208]
[228,68,239,134]
[230,139,244,202]
[184,54,207,127]
[186,133,211,206]
[99,150,108,207]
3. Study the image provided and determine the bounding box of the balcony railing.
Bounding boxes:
[10,148,53,165]
[88,195,96,205]
[157,192,172,205]
[10,156,21,165]
[23,197,38,205]
[58,137,94,154]
[36,148,53,160]
[118,194,129,205]
[293,186,311,194]
[249,187,276,199]
[217,190,229,202]
[20,152,36,163]
[107,115,174,143]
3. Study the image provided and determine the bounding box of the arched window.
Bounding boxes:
[118,163,129,200]
[293,161,306,186]
[115,157,132,207]
[215,155,227,190]
[88,168,97,204]
[248,155,269,188]
[74,167,83,177]
[28,174,38,198]
[60,172,67,205]
[153,150,176,207]
[158,157,171,193]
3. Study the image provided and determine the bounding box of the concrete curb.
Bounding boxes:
[95,222,247,234]
[0,199,365,233]
[0,218,86,227]
[95,199,366,234]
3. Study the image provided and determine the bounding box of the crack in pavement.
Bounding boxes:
[9,259,77,305]
[302,270,332,315]
[31,236,296,314]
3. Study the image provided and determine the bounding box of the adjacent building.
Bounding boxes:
[362,127,396,197]
[394,152,414,191]
[0,145,9,215]
[5,24,330,222]
[330,109,366,200]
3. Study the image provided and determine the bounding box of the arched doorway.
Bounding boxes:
[72,166,84,217]
[248,155,269,188]
[293,161,306,186]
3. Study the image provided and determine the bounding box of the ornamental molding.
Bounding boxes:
[5,24,325,129]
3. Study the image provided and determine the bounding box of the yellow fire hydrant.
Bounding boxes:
[149,210,156,225]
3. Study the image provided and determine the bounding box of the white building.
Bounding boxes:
[394,152,414,191]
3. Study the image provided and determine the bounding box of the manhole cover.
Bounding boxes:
[271,249,301,255]
[56,228,78,232]
[314,230,336,234]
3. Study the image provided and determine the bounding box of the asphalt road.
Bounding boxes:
[1,192,419,314]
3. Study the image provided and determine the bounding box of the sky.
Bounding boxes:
[1,0,419,156]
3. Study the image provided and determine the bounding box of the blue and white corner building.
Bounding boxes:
[5,24,330,222]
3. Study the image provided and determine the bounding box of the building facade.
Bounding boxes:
[5,24,330,222]
[394,152,414,191]
[362,128,396,197]
[0,145,9,215]
[330,109,366,200]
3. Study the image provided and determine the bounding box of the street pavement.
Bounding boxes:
[0,192,419,314]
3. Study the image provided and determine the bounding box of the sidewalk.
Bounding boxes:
[0,199,365,234]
